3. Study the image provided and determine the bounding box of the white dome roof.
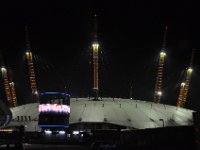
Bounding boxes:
[9,98,194,131]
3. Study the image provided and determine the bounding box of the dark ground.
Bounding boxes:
[0,125,197,150]
[0,144,90,150]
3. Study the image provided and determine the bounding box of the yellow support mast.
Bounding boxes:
[154,27,167,103]
[177,49,195,107]
[1,66,13,107]
[92,42,99,99]
[25,26,38,99]
[8,70,18,107]
[92,15,100,100]
[182,68,193,105]
[9,81,17,107]
[177,82,186,107]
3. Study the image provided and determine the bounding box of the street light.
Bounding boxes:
[159,119,164,127]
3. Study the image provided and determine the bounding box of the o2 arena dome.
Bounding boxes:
[8,98,194,131]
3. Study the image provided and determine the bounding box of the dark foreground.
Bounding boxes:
[0,144,90,150]
[0,125,197,150]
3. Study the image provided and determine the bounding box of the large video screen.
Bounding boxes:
[39,104,70,114]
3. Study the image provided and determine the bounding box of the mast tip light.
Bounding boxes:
[188,68,193,73]
[160,51,166,57]
[157,91,162,96]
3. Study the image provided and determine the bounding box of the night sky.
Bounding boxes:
[0,1,199,110]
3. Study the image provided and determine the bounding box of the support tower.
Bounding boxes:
[92,15,99,100]
[1,67,13,106]
[154,27,167,103]
[9,81,17,107]
[177,49,195,107]
[25,26,38,99]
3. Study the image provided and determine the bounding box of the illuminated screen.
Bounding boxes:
[39,104,70,114]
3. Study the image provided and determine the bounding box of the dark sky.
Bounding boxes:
[0,1,199,110]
